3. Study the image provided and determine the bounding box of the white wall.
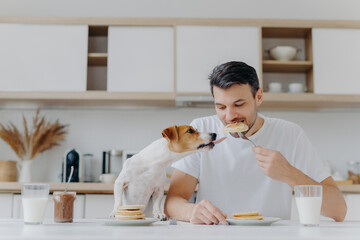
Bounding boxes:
[0,107,358,182]
[0,0,359,182]
[1,0,360,20]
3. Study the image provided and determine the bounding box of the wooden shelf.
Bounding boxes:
[0,91,176,107]
[88,53,107,66]
[262,27,311,38]
[1,91,360,109]
[263,60,313,73]
[89,25,108,37]
[261,93,360,110]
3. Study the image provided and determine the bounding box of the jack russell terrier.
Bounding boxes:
[110,125,226,220]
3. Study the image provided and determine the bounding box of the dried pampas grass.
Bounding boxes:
[0,107,68,161]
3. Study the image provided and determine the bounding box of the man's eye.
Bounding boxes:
[217,106,225,110]
[187,128,195,134]
[235,104,244,107]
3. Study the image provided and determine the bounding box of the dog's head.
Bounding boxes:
[161,125,218,153]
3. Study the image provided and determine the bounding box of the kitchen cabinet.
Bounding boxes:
[313,28,360,94]
[0,24,88,91]
[262,27,313,93]
[84,194,114,219]
[176,26,260,93]
[343,193,360,221]
[107,26,174,92]
[0,194,12,218]
[12,194,85,220]
[1,18,360,109]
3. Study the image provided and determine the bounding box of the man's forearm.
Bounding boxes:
[165,195,195,221]
[286,167,347,222]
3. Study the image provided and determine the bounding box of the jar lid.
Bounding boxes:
[110,150,122,156]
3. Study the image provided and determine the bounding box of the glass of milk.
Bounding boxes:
[294,185,323,227]
[21,184,50,224]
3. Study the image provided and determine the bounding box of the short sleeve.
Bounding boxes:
[293,131,331,183]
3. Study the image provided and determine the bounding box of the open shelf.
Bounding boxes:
[0,91,176,107]
[263,60,312,73]
[88,53,108,66]
[1,92,360,110]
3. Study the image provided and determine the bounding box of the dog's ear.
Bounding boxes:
[162,125,178,142]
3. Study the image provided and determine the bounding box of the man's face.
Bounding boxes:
[213,84,263,137]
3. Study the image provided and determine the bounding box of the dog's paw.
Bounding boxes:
[109,211,116,219]
[153,211,167,221]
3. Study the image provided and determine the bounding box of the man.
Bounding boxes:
[164,61,347,225]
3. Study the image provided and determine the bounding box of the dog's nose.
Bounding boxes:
[210,133,217,141]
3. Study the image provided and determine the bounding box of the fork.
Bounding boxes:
[239,132,257,147]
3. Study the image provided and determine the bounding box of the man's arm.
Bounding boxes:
[164,169,227,225]
[253,146,347,222]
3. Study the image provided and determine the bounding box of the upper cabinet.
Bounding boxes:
[0,24,88,91]
[312,28,360,94]
[107,26,174,92]
[176,26,260,93]
[1,18,360,109]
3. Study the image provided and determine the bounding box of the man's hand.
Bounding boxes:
[253,146,295,182]
[190,200,227,225]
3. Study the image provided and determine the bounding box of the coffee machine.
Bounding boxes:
[62,149,84,182]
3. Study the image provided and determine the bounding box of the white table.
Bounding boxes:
[1,219,360,240]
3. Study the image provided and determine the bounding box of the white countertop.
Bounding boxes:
[0,182,359,194]
[1,219,360,240]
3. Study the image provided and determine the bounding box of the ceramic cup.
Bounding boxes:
[288,83,305,93]
[99,174,117,183]
[268,82,282,93]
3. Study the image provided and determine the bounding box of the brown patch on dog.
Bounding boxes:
[162,125,209,153]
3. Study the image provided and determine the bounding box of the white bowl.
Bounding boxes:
[269,46,297,61]
[288,83,305,93]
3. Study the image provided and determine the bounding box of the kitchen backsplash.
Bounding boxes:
[0,107,358,182]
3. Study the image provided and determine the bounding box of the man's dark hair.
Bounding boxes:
[208,61,260,97]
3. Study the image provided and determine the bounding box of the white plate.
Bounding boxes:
[105,218,158,226]
[227,217,281,226]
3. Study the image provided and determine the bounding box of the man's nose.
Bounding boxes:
[225,107,238,122]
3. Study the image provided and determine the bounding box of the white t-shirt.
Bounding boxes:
[172,115,330,219]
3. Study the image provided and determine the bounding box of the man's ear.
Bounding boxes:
[162,125,178,142]
[255,88,263,107]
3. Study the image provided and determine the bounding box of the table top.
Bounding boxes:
[1,219,360,240]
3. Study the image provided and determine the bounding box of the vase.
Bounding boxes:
[18,160,33,182]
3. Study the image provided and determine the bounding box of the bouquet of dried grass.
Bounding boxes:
[0,107,68,161]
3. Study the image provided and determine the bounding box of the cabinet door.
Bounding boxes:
[313,28,360,94]
[344,194,360,221]
[0,24,88,91]
[107,26,174,92]
[176,26,261,93]
[0,193,13,218]
[12,194,85,220]
[84,194,114,219]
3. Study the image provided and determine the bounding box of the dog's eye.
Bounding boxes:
[187,128,195,134]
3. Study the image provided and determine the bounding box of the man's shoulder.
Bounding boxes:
[265,116,304,133]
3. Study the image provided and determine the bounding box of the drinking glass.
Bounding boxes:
[21,184,50,224]
[294,185,322,227]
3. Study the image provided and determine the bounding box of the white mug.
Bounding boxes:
[99,174,117,183]
[268,82,282,92]
[288,83,305,93]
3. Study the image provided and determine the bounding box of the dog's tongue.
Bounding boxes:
[212,137,227,144]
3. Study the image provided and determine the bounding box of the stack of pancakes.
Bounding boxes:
[232,211,264,220]
[116,205,146,220]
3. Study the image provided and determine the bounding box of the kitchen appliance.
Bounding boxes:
[62,149,84,182]
[102,150,123,175]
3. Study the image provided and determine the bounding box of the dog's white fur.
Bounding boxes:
[110,126,216,220]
